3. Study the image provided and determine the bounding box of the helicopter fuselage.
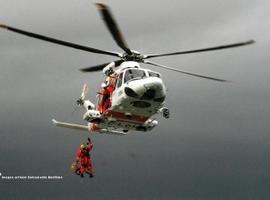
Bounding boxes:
[91,61,167,133]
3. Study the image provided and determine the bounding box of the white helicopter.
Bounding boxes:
[0,3,254,135]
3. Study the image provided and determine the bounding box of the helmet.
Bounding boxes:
[80,143,87,149]
[101,82,107,88]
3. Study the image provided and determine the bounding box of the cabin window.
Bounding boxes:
[148,71,160,78]
[117,72,123,88]
[124,69,146,83]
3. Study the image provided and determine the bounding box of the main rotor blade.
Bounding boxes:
[80,60,123,72]
[0,24,120,57]
[144,60,229,82]
[145,40,255,59]
[95,3,132,55]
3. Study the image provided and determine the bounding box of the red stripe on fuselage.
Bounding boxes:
[104,110,149,124]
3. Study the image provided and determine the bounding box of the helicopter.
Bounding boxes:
[0,3,254,135]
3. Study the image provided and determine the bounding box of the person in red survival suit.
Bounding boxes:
[76,137,94,178]
[98,63,117,113]
[98,81,115,113]
[102,84,114,112]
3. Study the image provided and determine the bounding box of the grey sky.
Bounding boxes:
[0,0,270,199]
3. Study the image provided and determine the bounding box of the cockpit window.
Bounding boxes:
[124,69,146,83]
[148,71,160,78]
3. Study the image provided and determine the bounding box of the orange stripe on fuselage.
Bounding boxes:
[104,110,149,124]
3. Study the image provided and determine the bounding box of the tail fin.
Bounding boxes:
[81,83,88,100]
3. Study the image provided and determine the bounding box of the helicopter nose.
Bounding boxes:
[141,88,156,100]
[124,86,157,100]
[142,80,164,100]
[124,87,140,98]
[124,78,165,100]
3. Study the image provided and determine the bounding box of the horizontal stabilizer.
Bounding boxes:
[52,119,89,132]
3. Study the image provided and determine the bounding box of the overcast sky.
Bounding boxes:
[0,0,270,199]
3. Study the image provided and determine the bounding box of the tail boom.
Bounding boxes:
[52,119,127,135]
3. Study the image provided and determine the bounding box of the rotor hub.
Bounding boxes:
[121,50,144,62]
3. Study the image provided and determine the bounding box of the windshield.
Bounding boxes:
[124,69,146,83]
[148,71,160,78]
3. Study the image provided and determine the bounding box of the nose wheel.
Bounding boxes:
[160,107,170,119]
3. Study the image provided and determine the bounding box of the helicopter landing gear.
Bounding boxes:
[159,107,170,119]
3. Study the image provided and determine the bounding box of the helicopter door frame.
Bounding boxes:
[111,71,124,106]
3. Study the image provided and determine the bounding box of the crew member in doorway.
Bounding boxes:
[103,62,117,87]
[99,62,117,113]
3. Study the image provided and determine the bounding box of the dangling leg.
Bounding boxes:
[79,165,85,178]
[85,158,94,178]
